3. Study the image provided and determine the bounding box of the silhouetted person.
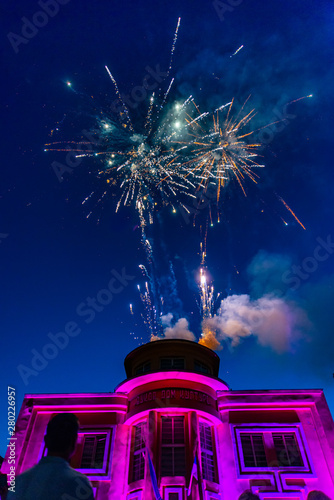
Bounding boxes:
[307,492,332,500]
[239,492,261,500]
[7,413,94,500]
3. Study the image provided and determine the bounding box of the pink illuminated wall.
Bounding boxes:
[2,340,334,499]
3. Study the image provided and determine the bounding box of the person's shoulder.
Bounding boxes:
[7,461,43,498]
[10,459,94,499]
[66,466,91,481]
[62,467,94,499]
[12,463,38,485]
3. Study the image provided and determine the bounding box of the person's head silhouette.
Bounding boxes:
[307,492,332,500]
[44,413,79,461]
[238,492,261,500]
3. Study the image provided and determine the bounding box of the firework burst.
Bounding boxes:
[93,108,196,221]
[44,16,272,231]
[44,18,312,350]
[169,97,265,201]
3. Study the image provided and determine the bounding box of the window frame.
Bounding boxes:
[79,433,108,469]
[160,415,186,477]
[130,421,146,483]
[272,432,304,467]
[240,432,268,468]
[160,357,185,371]
[164,486,183,500]
[135,361,151,375]
[232,424,311,476]
[194,360,211,374]
[75,427,114,479]
[199,420,217,483]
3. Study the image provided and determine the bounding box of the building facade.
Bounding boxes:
[2,339,334,499]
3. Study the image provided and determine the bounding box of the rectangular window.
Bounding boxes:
[132,423,146,482]
[237,428,306,471]
[135,362,151,375]
[160,358,185,370]
[164,487,183,500]
[199,422,216,482]
[194,360,210,374]
[273,433,303,466]
[240,433,268,467]
[161,416,186,476]
[68,428,113,480]
[80,434,107,468]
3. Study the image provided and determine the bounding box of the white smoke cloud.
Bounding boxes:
[152,251,311,352]
[201,294,309,352]
[161,313,173,327]
[151,314,196,342]
[199,250,311,351]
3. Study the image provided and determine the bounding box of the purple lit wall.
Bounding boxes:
[2,340,334,500]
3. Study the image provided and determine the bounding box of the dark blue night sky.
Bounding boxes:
[1,0,334,456]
